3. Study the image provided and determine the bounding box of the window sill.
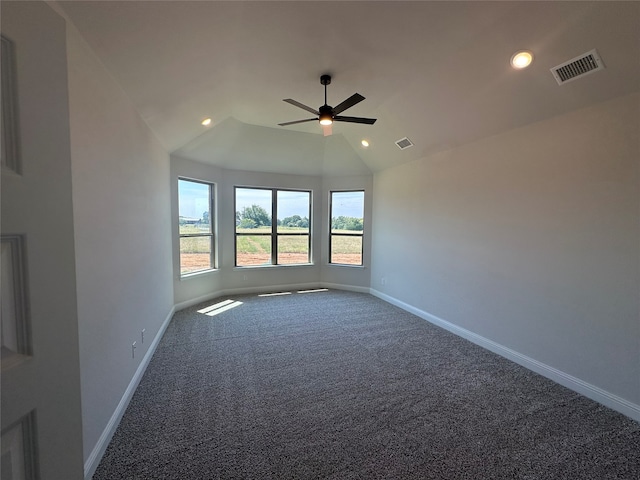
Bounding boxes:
[180,268,218,280]
[327,263,365,268]
[233,263,314,270]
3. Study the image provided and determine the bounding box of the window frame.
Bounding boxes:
[234,186,312,267]
[329,190,365,266]
[178,177,216,277]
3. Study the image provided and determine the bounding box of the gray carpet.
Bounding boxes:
[93,289,640,479]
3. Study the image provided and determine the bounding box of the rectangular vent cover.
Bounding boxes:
[395,137,414,150]
[551,49,605,85]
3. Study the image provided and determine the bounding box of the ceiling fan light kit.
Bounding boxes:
[319,105,333,125]
[279,74,377,134]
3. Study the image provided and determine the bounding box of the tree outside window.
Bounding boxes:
[330,190,364,266]
[235,187,311,266]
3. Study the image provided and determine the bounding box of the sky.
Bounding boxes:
[235,188,365,219]
[330,191,365,218]
[178,180,364,220]
[236,188,309,219]
[178,179,210,219]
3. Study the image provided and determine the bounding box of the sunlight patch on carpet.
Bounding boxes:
[197,299,243,316]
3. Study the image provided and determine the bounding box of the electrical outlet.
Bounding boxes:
[141,329,146,344]
[132,341,137,358]
[381,277,386,286]
[243,274,248,281]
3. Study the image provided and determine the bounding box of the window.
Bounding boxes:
[329,190,364,266]
[178,178,214,275]
[235,187,311,267]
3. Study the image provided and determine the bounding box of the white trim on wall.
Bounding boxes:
[320,282,370,294]
[83,306,175,480]
[370,288,640,423]
[173,281,371,312]
[85,283,640,478]
[174,282,324,311]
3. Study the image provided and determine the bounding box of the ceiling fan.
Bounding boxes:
[278,74,377,136]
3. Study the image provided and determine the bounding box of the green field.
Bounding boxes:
[235,227,309,265]
[179,224,362,271]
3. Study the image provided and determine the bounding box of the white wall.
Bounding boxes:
[371,92,640,415]
[171,156,373,306]
[1,2,84,478]
[65,18,174,473]
[15,2,636,477]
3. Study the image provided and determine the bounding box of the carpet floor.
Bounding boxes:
[93,289,640,479]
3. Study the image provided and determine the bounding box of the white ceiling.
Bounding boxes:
[57,1,640,176]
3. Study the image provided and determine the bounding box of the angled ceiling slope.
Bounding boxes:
[174,117,371,177]
[57,1,640,175]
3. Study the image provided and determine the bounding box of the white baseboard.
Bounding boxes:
[174,283,344,311]
[85,286,640,480]
[370,288,640,423]
[174,290,226,312]
[220,282,321,298]
[83,306,175,480]
[320,282,370,294]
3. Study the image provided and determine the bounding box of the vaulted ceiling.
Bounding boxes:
[57,1,640,176]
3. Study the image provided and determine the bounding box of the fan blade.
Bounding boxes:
[333,115,377,125]
[332,93,365,115]
[278,118,317,126]
[283,99,319,115]
[323,124,332,137]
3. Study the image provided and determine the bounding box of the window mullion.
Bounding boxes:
[308,195,312,263]
[271,189,277,265]
[209,184,215,269]
[180,233,213,238]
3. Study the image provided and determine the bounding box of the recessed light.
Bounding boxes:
[201,118,212,126]
[510,50,533,69]
[361,140,370,147]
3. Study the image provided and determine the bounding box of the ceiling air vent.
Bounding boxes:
[551,49,605,85]
[395,137,414,150]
